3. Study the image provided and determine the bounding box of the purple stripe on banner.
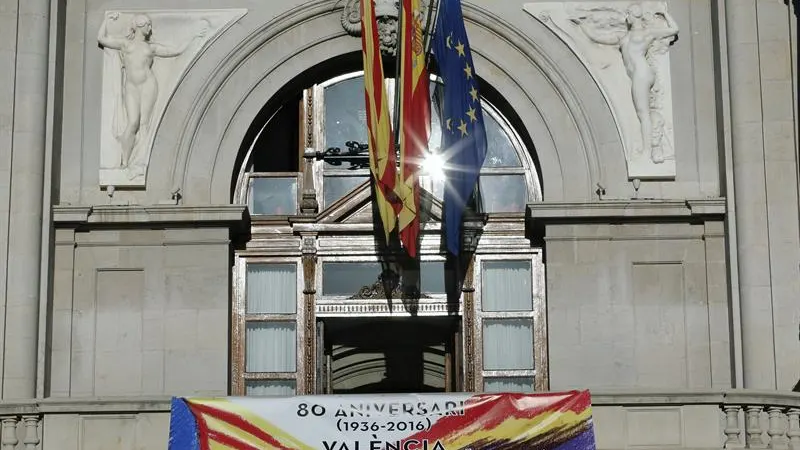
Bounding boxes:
[552,427,597,450]
[168,397,200,450]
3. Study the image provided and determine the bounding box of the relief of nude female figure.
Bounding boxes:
[97,12,206,168]
[572,3,679,163]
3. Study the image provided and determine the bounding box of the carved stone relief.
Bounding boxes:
[524,2,679,179]
[341,0,432,56]
[97,9,247,187]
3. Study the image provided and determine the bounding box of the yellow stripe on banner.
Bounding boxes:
[209,441,235,450]
[443,408,593,448]
[189,399,316,450]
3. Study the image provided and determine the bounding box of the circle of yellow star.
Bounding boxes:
[457,119,469,137]
[466,106,477,122]
[463,63,473,79]
[469,86,479,102]
[455,41,466,57]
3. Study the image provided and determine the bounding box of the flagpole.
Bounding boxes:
[392,0,404,156]
[423,0,439,65]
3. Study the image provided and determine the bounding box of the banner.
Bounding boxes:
[169,391,596,450]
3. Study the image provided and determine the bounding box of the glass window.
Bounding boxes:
[484,377,534,393]
[249,177,298,215]
[323,176,368,208]
[318,74,535,212]
[322,261,446,296]
[246,380,296,396]
[246,264,297,314]
[482,318,534,370]
[324,77,369,171]
[483,113,522,168]
[246,322,297,372]
[482,261,532,312]
[479,175,527,213]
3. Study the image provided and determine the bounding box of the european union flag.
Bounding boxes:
[431,0,487,255]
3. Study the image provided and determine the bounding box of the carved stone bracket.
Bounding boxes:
[340,0,433,56]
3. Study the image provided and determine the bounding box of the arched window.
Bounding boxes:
[231,70,546,396]
[235,71,541,214]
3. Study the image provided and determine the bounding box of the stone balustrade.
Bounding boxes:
[0,391,795,449]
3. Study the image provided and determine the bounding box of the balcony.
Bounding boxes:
[0,390,797,449]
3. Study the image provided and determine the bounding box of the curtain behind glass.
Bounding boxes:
[484,377,534,393]
[246,380,296,396]
[483,319,534,370]
[482,261,532,311]
[247,264,296,314]
[246,322,296,372]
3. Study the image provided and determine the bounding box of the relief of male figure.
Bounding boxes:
[97,13,206,167]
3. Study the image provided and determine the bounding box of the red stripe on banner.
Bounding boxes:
[189,403,293,450]
[401,390,592,443]
[207,430,262,450]
[192,407,212,450]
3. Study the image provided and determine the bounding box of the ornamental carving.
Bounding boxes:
[341,0,433,56]
[525,2,679,179]
[348,269,431,300]
[97,9,247,187]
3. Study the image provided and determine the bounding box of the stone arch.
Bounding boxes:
[146,0,627,205]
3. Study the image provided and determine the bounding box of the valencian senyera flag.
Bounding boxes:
[395,0,432,259]
[361,0,402,244]
[168,391,597,450]
[431,0,488,255]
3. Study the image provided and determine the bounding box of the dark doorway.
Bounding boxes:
[318,317,461,394]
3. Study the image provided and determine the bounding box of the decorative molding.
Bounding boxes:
[316,299,458,317]
[526,199,726,224]
[462,262,476,392]
[524,1,679,179]
[302,253,318,394]
[347,269,433,300]
[53,204,249,226]
[97,9,247,187]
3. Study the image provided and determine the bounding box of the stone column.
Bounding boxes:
[3,0,51,398]
[725,0,800,389]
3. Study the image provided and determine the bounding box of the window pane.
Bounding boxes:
[249,177,297,215]
[323,176,368,208]
[246,322,296,372]
[484,377,534,393]
[483,319,534,370]
[324,77,369,171]
[480,175,527,213]
[484,113,522,168]
[246,380,296,396]
[246,264,296,314]
[482,261,532,312]
[322,261,445,296]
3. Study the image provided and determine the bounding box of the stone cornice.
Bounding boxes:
[52,205,249,229]
[527,198,726,224]
[0,389,796,415]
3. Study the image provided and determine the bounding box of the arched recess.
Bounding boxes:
[147,0,627,205]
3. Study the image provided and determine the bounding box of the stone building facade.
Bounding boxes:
[0,0,799,448]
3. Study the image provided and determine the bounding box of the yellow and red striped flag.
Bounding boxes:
[361,0,401,243]
[396,0,431,258]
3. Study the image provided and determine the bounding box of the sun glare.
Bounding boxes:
[423,152,446,181]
